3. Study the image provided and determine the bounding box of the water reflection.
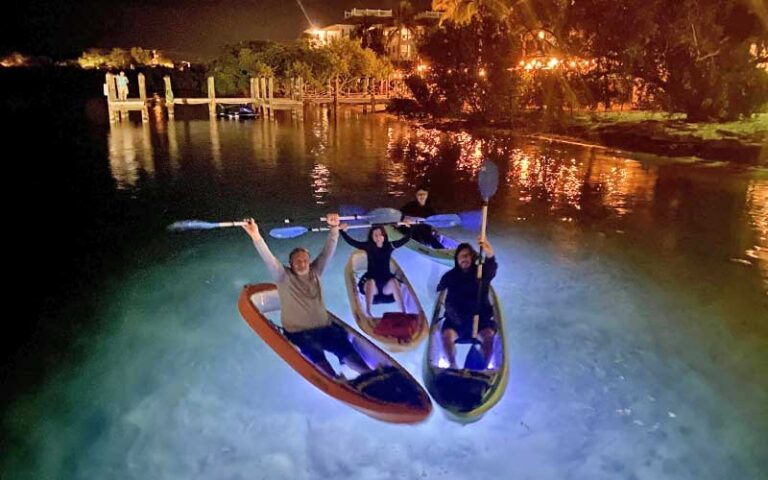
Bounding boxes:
[409,127,440,160]
[308,108,330,158]
[500,143,656,222]
[252,118,277,165]
[108,121,154,190]
[385,159,407,197]
[453,131,485,175]
[311,162,331,205]
[746,180,768,292]
[380,127,659,224]
[167,119,179,171]
[209,120,221,169]
[105,114,765,295]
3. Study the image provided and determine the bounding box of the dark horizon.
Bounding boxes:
[5,0,433,61]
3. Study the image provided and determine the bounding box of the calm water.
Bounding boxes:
[3,106,767,480]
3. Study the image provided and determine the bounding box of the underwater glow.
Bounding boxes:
[12,113,766,480]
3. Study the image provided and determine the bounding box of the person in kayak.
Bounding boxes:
[437,239,498,369]
[339,222,412,317]
[399,185,444,249]
[242,214,371,378]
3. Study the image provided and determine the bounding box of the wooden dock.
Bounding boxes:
[105,73,394,123]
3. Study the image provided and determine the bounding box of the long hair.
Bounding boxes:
[453,242,478,267]
[367,225,390,246]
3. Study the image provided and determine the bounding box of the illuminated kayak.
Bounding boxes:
[344,251,429,352]
[238,283,432,424]
[423,288,509,423]
[384,225,460,267]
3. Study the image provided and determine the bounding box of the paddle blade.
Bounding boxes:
[338,204,368,225]
[423,214,461,229]
[339,204,366,216]
[269,226,308,239]
[458,210,482,232]
[478,160,499,200]
[365,207,402,224]
[166,220,220,231]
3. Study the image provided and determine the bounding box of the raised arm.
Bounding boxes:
[311,213,340,276]
[339,226,368,249]
[391,224,412,248]
[242,218,286,282]
[478,238,497,282]
[482,255,498,282]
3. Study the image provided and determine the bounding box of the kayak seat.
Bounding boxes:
[373,293,395,304]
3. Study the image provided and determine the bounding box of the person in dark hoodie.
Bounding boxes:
[399,185,444,249]
[436,238,497,369]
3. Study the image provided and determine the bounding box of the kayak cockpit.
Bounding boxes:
[240,284,432,423]
[423,288,509,422]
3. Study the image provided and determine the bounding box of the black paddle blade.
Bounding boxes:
[478,160,499,201]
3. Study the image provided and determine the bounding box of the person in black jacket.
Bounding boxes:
[340,223,412,317]
[399,186,444,249]
[437,239,497,369]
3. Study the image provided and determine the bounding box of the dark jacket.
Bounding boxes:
[436,252,497,321]
[400,200,436,220]
[340,229,411,281]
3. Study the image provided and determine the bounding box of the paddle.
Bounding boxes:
[339,204,366,216]
[344,203,477,230]
[472,160,499,340]
[343,207,459,229]
[405,213,462,229]
[167,208,402,232]
[166,220,249,231]
[339,204,370,225]
[270,223,386,239]
[457,210,482,232]
[352,208,405,225]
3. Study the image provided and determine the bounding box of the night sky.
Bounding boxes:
[6,0,432,61]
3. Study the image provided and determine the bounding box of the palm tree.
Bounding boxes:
[387,1,418,62]
[431,0,513,25]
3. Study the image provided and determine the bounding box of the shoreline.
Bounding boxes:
[405,112,767,165]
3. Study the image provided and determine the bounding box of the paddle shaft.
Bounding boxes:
[312,222,406,233]
[323,208,402,223]
[217,219,297,228]
[218,221,246,228]
[173,209,404,234]
[322,214,373,221]
[174,215,363,232]
[472,201,489,339]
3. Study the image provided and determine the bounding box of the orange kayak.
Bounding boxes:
[238,283,432,424]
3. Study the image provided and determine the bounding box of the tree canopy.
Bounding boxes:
[424,0,768,120]
[207,38,393,95]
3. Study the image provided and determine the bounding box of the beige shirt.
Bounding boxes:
[252,229,339,332]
